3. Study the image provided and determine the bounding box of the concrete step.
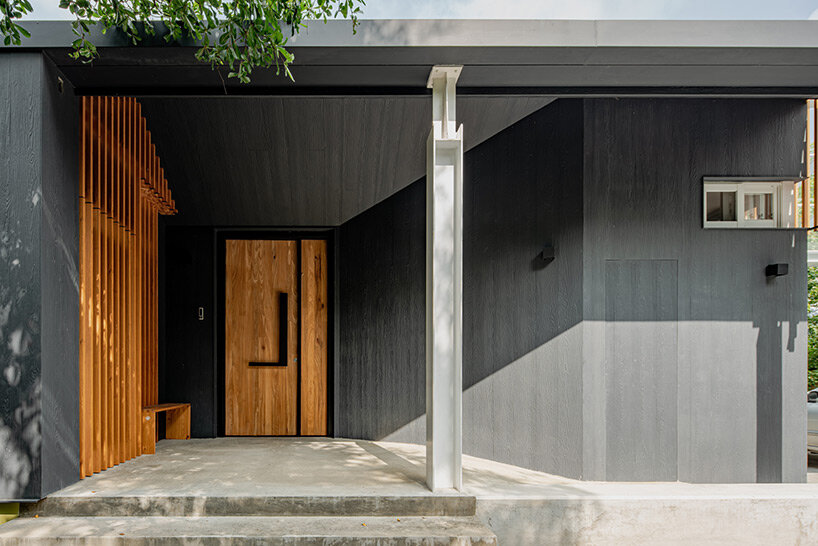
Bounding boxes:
[0,515,497,545]
[22,494,476,518]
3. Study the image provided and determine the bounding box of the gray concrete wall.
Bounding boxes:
[0,53,80,501]
[582,98,807,482]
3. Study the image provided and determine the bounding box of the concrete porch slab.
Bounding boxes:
[44,437,578,500]
[11,438,818,544]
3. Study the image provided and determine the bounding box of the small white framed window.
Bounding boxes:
[703,177,797,229]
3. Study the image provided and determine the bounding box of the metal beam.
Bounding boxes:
[426,65,463,491]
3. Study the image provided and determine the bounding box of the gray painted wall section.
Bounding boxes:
[0,53,80,501]
[582,99,807,482]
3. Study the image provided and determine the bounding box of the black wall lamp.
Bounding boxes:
[538,244,556,265]
[765,263,789,278]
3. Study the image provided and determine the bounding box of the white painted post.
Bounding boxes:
[426,65,463,491]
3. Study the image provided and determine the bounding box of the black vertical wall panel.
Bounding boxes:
[604,259,678,481]
[40,59,80,495]
[160,226,216,438]
[0,53,80,501]
[461,99,584,475]
[336,182,426,441]
[336,100,585,478]
[151,96,806,484]
[0,53,44,501]
[583,98,807,483]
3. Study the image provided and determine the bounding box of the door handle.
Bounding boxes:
[249,291,288,367]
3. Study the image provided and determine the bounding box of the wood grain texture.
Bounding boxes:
[40,58,81,495]
[582,98,806,483]
[78,96,176,477]
[138,96,553,227]
[225,240,298,436]
[604,259,679,481]
[300,239,328,435]
[161,227,216,438]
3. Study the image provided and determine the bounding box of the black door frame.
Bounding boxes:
[214,228,334,437]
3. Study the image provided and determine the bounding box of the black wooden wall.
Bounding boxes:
[0,53,79,501]
[159,226,216,438]
[582,98,807,483]
[336,181,427,440]
[335,100,586,479]
[156,97,806,483]
[40,58,80,495]
[334,98,807,483]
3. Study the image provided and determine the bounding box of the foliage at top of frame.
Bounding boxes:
[0,0,364,83]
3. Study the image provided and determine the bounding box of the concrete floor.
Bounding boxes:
[52,437,578,499]
[56,438,818,497]
[23,439,818,544]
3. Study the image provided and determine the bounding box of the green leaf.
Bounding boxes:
[1,0,363,84]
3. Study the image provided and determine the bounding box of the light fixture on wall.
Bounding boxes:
[765,263,789,277]
[538,244,555,264]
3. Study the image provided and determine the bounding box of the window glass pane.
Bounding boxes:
[744,193,774,221]
[706,191,736,221]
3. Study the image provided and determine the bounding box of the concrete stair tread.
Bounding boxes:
[0,515,497,544]
[24,494,476,517]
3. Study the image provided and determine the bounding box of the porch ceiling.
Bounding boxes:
[140,95,555,226]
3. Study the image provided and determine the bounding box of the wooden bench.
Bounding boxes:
[142,403,191,455]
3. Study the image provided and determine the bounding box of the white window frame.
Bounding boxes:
[737,182,777,228]
[703,177,797,229]
[703,182,738,228]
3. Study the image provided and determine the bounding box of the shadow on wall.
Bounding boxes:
[0,232,42,500]
[337,98,807,483]
[337,100,586,476]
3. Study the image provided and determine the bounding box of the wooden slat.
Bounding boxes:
[145,403,190,412]
[78,95,89,477]
[113,97,121,465]
[77,96,176,476]
[118,97,126,464]
[93,96,102,474]
[300,239,329,436]
[135,102,143,456]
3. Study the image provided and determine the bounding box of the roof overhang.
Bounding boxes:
[4,19,818,95]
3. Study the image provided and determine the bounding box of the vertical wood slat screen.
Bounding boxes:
[79,96,177,478]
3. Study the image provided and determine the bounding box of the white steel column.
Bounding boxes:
[426,65,463,491]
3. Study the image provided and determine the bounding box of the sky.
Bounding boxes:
[22,0,818,20]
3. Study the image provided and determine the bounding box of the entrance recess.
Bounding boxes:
[224,239,328,436]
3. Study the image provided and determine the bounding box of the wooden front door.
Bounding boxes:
[224,239,328,436]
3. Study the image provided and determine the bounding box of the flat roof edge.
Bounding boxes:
[5,19,818,50]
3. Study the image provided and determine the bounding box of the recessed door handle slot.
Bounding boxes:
[249,292,288,367]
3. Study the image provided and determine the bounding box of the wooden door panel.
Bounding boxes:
[300,240,328,435]
[225,240,298,436]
